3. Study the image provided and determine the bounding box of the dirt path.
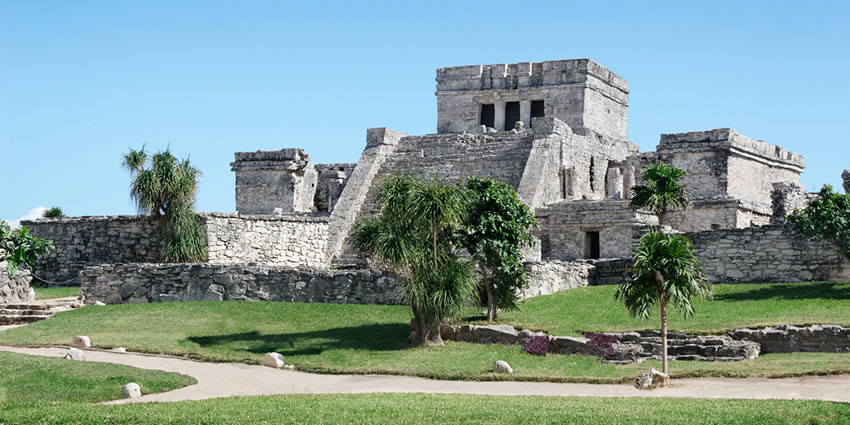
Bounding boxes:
[2,345,849,404]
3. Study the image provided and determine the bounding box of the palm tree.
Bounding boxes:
[630,162,688,223]
[615,231,711,374]
[351,175,476,346]
[123,147,206,262]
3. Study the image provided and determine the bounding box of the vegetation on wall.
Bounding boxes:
[458,177,537,321]
[123,146,207,263]
[0,221,54,276]
[787,184,850,260]
[42,207,64,218]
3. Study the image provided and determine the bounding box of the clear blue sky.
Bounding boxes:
[2,1,848,221]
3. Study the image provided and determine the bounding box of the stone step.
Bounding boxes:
[0,309,53,316]
[2,303,53,311]
[0,314,49,325]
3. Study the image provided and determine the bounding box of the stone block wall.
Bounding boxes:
[22,216,165,284]
[205,213,329,267]
[521,261,594,298]
[79,263,406,305]
[0,263,34,304]
[688,224,850,283]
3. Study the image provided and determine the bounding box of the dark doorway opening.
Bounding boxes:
[531,100,545,121]
[480,104,495,128]
[505,101,520,130]
[584,231,600,259]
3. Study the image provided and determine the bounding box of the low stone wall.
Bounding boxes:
[440,324,591,355]
[23,216,165,284]
[0,264,34,304]
[79,263,405,305]
[605,331,760,363]
[24,213,332,284]
[687,224,850,283]
[204,213,329,267]
[521,261,593,298]
[730,325,850,353]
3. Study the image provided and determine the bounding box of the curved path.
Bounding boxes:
[2,345,849,404]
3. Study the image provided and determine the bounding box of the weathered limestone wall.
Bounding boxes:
[663,199,770,232]
[23,216,166,284]
[205,213,329,267]
[0,263,34,304]
[537,200,656,261]
[231,149,317,215]
[25,213,333,283]
[688,224,850,283]
[730,325,850,354]
[435,59,629,140]
[79,263,406,305]
[521,261,594,298]
[770,182,810,225]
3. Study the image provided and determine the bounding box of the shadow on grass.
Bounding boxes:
[187,323,410,356]
[715,282,850,302]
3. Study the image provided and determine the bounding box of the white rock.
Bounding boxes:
[70,335,91,348]
[113,347,127,353]
[492,360,513,374]
[635,368,670,389]
[262,352,285,368]
[64,348,85,361]
[94,301,106,306]
[122,382,142,399]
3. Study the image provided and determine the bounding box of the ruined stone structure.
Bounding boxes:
[0,263,34,304]
[24,58,849,304]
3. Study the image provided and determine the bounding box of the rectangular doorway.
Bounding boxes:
[504,101,520,130]
[480,104,495,128]
[584,231,600,259]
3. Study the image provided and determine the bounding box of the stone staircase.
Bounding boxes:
[0,297,81,326]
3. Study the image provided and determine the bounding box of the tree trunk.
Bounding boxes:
[409,302,443,346]
[482,269,496,322]
[660,293,669,375]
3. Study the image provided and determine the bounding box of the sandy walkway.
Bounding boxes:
[1,345,849,404]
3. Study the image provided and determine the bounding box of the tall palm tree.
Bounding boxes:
[351,175,476,346]
[630,162,689,223]
[615,231,711,374]
[123,147,206,263]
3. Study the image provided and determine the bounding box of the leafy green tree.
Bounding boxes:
[42,207,64,218]
[458,177,537,321]
[787,185,850,260]
[0,221,54,276]
[630,162,689,223]
[123,146,207,263]
[615,231,711,374]
[351,175,477,346]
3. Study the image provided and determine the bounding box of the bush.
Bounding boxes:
[42,207,64,218]
[787,184,850,259]
[581,332,618,358]
[0,221,54,276]
[522,335,548,356]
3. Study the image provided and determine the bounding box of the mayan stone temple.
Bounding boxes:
[19,58,850,305]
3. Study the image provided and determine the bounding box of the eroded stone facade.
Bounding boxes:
[0,263,34,304]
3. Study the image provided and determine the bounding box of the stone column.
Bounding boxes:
[843,170,850,194]
[520,100,531,128]
[622,166,636,199]
[494,101,506,131]
[606,167,623,199]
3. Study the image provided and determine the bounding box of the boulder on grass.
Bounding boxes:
[263,352,285,369]
[122,382,142,399]
[64,348,85,361]
[492,360,513,374]
[70,335,91,349]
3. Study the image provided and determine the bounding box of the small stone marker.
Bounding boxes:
[122,383,142,399]
[93,301,106,306]
[635,368,669,389]
[64,348,85,361]
[492,360,513,374]
[70,335,91,348]
[262,352,285,369]
[113,347,127,353]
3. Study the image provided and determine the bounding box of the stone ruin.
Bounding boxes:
[20,58,850,304]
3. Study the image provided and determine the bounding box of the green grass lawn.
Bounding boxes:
[33,286,80,300]
[2,393,848,425]
[500,281,850,336]
[3,282,850,382]
[0,351,195,407]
